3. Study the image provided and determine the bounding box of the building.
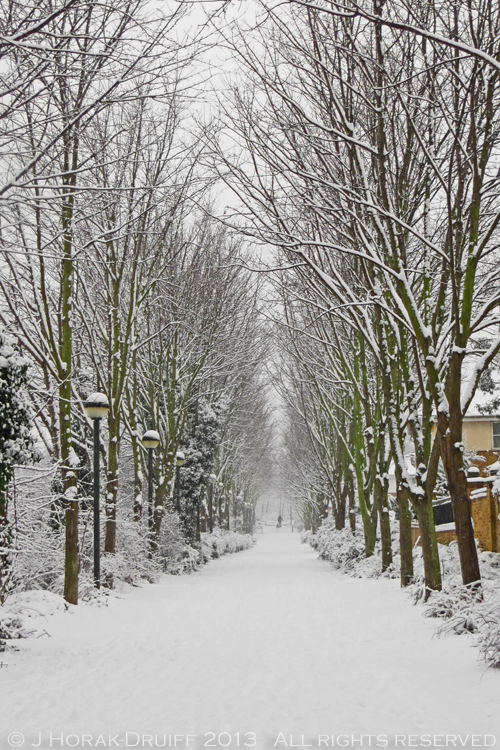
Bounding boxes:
[460,367,500,472]
[411,373,500,552]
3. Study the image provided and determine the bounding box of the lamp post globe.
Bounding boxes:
[84,392,110,420]
[142,431,160,549]
[142,430,160,450]
[83,392,109,590]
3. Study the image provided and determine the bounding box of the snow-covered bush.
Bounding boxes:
[422,544,500,668]
[476,594,500,669]
[425,581,500,669]
[199,528,254,563]
[11,521,65,594]
[300,529,314,546]
[0,590,67,651]
[303,515,500,668]
[0,331,37,602]
[424,581,483,631]
[157,512,201,575]
[6,465,255,605]
[303,516,399,578]
[310,518,366,569]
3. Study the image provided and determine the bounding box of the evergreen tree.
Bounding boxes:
[0,330,36,602]
[178,398,223,543]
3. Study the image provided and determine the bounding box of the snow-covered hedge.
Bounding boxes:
[422,551,500,669]
[301,516,399,579]
[0,590,66,651]
[199,528,254,563]
[8,476,255,602]
[8,502,196,596]
[1,525,255,650]
[302,516,500,668]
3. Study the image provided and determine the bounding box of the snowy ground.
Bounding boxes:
[0,529,499,749]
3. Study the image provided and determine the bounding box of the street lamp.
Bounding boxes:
[208,474,216,533]
[142,430,160,546]
[84,392,109,589]
[175,451,185,513]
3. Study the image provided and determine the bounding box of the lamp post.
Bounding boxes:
[208,474,216,533]
[175,451,185,513]
[142,430,160,547]
[84,392,109,589]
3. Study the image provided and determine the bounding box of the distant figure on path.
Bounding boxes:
[276,515,282,528]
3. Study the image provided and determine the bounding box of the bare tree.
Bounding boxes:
[210,0,500,588]
[0,0,192,602]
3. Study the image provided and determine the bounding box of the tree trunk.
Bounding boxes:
[397,486,413,587]
[414,499,441,595]
[127,354,143,522]
[61,182,78,605]
[443,443,481,586]
[104,409,119,556]
[353,344,375,556]
[375,474,392,571]
[439,355,481,588]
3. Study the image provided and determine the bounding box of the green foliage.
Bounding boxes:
[0,330,37,601]
[0,334,35,507]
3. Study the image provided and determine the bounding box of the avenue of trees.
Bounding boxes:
[210,0,500,593]
[1,0,500,607]
[0,0,273,605]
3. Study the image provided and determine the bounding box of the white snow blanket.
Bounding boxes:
[0,530,498,748]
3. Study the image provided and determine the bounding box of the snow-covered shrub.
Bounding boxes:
[300,529,314,546]
[0,617,25,651]
[82,518,161,588]
[303,516,396,578]
[156,512,201,575]
[302,512,500,668]
[0,331,38,602]
[314,518,366,570]
[476,593,500,669]
[425,582,500,668]
[0,590,67,650]
[424,581,482,631]
[421,543,500,668]
[11,521,65,594]
[6,464,198,596]
[6,461,255,602]
[199,529,254,563]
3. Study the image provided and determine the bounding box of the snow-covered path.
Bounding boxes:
[1,530,499,749]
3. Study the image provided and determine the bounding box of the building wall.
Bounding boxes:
[475,450,500,475]
[463,420,492,450]
[412,526,457,547]
[469,485,499,553]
